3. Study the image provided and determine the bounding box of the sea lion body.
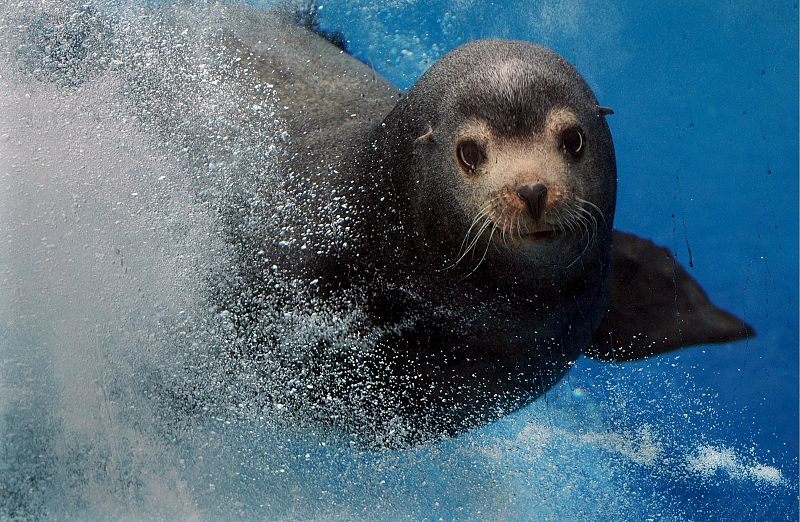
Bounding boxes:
[189,5,754,446]
[38,4,742,446]
[203,7,618,443]
[149,4,750,446]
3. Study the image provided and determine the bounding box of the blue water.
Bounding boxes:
[0,0,797,519]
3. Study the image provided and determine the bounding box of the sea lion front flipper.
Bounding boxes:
[585,230,755,362]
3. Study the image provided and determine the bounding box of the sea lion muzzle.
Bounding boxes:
[516,183,548,221]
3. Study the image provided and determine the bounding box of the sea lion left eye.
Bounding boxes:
[457,140,484,172]
[561,127,585,158]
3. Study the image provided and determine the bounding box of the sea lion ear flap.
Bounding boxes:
[413,124,435,146]
[586,230,755,362]
[598,106,614,116]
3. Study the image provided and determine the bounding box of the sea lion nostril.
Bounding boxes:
[516,183,548,221]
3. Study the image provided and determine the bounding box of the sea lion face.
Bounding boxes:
[450,108,598,250]
[387,40,616,289]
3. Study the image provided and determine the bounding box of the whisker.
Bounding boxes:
[498,209,508,247]
[576,197,608,228]
[447,216,494,269]
[442,201,495,270]
[461,221,498,280]
[555,207,575,236]
[575,204,597,230]
[465,215,495,253]
[566,203,595,268]
[560,206,579,237]
[575,205,598,247]
[456,205,492,256]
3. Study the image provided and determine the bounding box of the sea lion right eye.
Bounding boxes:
[456,140,485,173]
[561,127,585,158]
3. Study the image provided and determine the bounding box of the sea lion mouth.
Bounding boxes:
[520,230,560,241]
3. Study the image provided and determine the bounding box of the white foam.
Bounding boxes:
[687,444,784,486]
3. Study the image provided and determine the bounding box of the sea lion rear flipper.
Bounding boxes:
[585,230,755,362]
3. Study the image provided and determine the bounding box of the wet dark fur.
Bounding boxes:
[229,38,619,445]
[174,6,752,448]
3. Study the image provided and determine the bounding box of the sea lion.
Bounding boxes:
[18,3,752,446]
[192,4,753,447]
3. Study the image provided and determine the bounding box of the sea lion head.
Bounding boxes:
[379,39,616,291]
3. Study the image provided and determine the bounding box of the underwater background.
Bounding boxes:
[0,0,797,520]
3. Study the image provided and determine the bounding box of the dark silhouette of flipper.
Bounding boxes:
[586,230,755,362]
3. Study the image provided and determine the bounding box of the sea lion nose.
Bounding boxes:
[516,183,548,221]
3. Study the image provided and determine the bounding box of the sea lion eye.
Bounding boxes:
[561,127,585,158]
[457,140,484,173]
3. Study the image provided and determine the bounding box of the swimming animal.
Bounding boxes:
[191,4,753,446]
[21,3,753,446]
